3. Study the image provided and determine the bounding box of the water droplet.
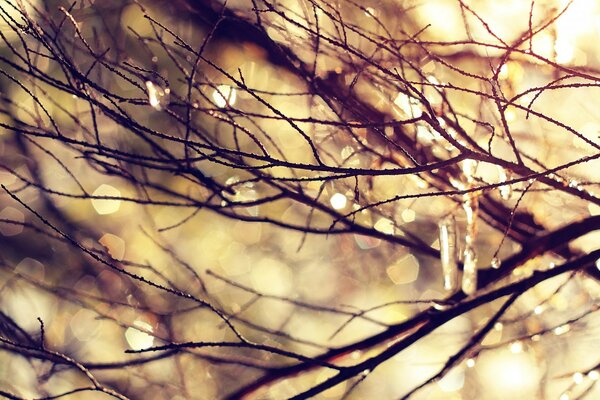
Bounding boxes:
[432,301,452,311]
[364,7,377,17]
[553,324,570,336]
[509,341,523,353]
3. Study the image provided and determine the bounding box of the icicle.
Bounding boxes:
[497,166,512,200]
[462,248,477,294]
[461,191,479,295]
[439,215,458,291]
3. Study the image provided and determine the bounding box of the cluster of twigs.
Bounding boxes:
[0,0,599,399]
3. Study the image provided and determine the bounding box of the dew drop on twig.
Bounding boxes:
[491,257,501,269]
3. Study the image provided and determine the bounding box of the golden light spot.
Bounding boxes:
[99,233,125,261]
[589,203,600,216]
[212,85,237,108]
[477,350,541,396]
[250,258,292,296]
[91,184,122,215]
[353,234,381,250]
[70,309,101,341]
[386,254,419,285]
[374,217,395,235]
[555,39,575,65]
[0,206,24,236]
[329,193,347,210]
[125,320,154,350]
[401,209,416,223]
